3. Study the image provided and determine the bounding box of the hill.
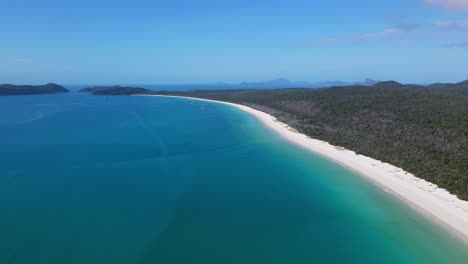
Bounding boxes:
[80,86,153,95]
[0,83,69,95]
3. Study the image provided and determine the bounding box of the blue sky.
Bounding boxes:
[1,0,467,84]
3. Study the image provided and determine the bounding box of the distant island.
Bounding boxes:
[81,80,468,201]
[80,86,153,95]
[0,83,69,96]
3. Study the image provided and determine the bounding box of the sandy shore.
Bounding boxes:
[139,94,468,242]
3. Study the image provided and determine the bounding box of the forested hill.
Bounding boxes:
[0,83,69,95]
[80,86,152,95]
[152,81,468,200]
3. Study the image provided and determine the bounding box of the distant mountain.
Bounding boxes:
[355,78,379,86]
[428,83,452,89]
[372,81,404,88]
[226,78,379,89]
[63,78,468,97]
[454,80,468,88]
[239,78,294,88]
[76,78,380,92]
[428,80,468,89]
[80,79,468,96]
[0,83,69,95]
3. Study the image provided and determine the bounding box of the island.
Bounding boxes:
[80,86,153,95]
[0,83,69,95]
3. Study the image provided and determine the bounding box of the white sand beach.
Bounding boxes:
[140,94,468,243]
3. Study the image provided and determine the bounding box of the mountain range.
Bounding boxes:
[221,78,379,89]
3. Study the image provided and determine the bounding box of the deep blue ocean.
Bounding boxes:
[0,93,467,263]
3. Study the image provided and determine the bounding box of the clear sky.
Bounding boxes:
[1,0,467,84]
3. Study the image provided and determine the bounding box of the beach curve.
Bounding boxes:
[137,94,468,243]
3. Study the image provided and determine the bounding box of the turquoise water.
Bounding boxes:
[0,93,467,264]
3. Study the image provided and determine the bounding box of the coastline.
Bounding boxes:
[137,94,468,243]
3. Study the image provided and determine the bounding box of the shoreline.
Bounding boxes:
[138,94,468,243]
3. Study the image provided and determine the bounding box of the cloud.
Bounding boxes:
[306,19,468,47]
[306,24,420,46]
[424,0,468,11]
[446,40,468,47]
[434,20,468,31]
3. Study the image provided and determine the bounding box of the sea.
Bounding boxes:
[0,92,467,263]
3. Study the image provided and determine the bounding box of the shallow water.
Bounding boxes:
[0,93,466,263]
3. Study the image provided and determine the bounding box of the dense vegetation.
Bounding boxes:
[0,83,69,95]
[82,81,468,200]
